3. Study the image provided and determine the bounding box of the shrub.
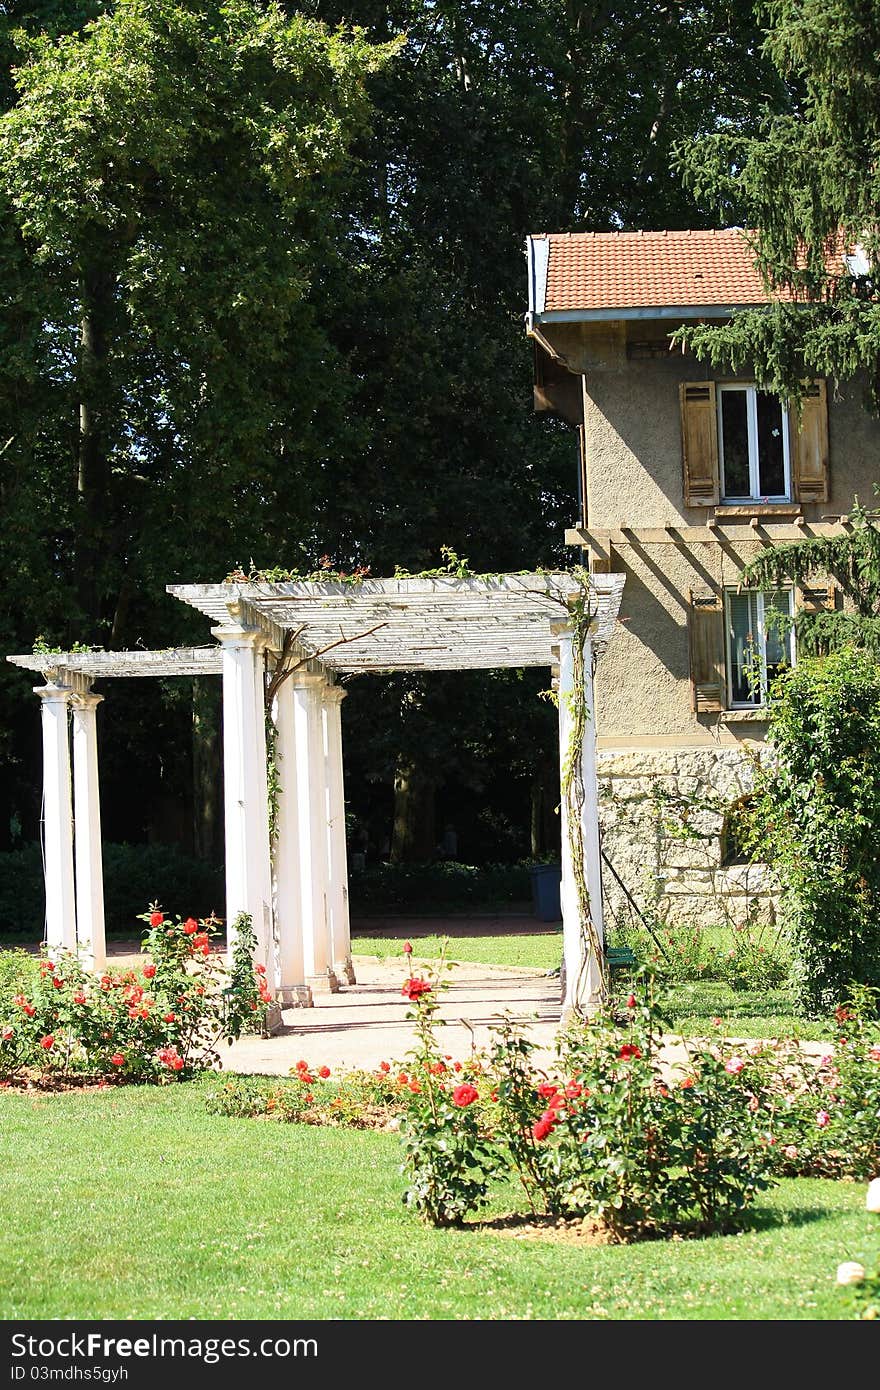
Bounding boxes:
[744,648,880,1013]
[205,1065,408,1129]
[398,955,500,1226]
[348,860,530,914]
[0,907,259,1082]
[0,843,224,937]
[743,984,880,1178]
[486,978,775,1238]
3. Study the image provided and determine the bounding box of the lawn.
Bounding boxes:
[352,931,563,972]
[0,1083,871,1321]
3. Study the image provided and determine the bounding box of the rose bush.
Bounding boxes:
[0,906,263,1082]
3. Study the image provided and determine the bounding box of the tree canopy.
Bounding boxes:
[676,0,880,407]
[0,0,787,860]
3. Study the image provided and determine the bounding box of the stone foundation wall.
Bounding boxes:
[597,746,778,932]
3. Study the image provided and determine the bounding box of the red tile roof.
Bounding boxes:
[538,228,791,312]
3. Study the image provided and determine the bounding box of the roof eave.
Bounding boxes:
[533,303,771,324]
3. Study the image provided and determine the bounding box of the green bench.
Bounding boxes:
[605,945,637,974]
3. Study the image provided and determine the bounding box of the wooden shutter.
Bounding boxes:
[795,583,836,613]
[680,382,720,506]
[792,379,829,502]
[688,590,725,712]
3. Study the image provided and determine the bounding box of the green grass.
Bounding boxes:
[353,932,563,972]
[662,981,832,1041]
[0,1083,872,1321]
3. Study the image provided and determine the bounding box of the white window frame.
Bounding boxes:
[718,383,792,503]
[725,588,795,708]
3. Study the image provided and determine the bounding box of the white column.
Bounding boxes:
[70,689,106,971]
[291,668,338,993]
[271,674,312,1006]
[322,684,355,985]
[35,682,77,954]
[213,625,272,969]
[554,622,605,1018]
[251,638,274,972]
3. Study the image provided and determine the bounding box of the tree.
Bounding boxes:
[675,0,880,407]
[742,501,880,657]
[0,0,390,637]
[0,0,390,846]
[300,0,785,860]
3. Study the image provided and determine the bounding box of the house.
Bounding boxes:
[525,228,877,931]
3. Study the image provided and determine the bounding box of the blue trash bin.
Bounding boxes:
[529,863,562,922]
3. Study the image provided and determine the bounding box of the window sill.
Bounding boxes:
[719,709,770,723]
[712,504,802,520]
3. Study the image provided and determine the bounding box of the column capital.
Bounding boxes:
[321,684,347,706]
[211,623,268,651]
[287,666,328,691]
[70,690,103,712]
[34,681,73,703]
[549,619,572,639]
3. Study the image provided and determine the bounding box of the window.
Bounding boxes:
[681,379,828,507]
[718,385,791,501]
[725,589,794,706]
[720,795,756,866]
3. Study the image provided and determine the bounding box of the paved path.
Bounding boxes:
[220,956,563,1075]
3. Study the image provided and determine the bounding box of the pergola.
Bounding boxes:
[8,571,624,1015]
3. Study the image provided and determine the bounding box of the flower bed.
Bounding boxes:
[206,953,880,1244]
[0,908,265,1083]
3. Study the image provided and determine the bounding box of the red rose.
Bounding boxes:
[431,1061,446,1075]
[408,1079,421,1094]
[295,1059,308,1071]
[172,1056,184,1072]
[317,1065,330,1079]
[52,978,64,989]
[397,1073,409,1086]
[565,1082,582,1099]
[184,918,199,934]
[627,994,637,1009]
[379,1061,390,1073]
[537,1082,559,1099]
[451,1083,479,1107]
[23,1004,36,1018]
[2,1026,13,1041]
[255,963,266,975]
[618,1044,642,1060]
[532,1114,556,1141]
[110,1053,124,1067]
[548,1093,565,1109]
[73,993,87,1006]
[401,977,431,1002]
[39,1035,54,1050]
[143,964,156,979]
[680,1077,694,1090]
[402,941,413,955]
[163,1013,176,1024]
[149,911,164,927]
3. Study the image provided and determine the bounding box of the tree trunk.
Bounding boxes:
[76,258,113,632]
[530,766,561,857]
[390,760,436,863]
[192,676,222,862]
